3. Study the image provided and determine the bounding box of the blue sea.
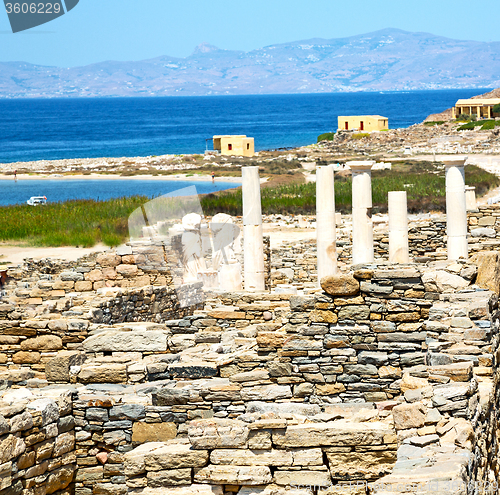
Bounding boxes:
[0,89,490,163]
[0,179,239,206]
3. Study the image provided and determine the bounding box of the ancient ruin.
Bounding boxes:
[2,163,500,495]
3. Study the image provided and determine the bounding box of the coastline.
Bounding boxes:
[0,173,244,183]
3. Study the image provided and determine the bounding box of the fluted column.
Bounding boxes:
[388,191,409,263]
[349,161,375,265]
[242,166,265,290]
[445,160,468,260]
[316,165,337,283]
[465,186,477,211]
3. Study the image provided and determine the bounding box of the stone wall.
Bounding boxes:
[0,282,202,374]
[468,304,500,493]
[48,258,498,495]
[0,387,75,495]
[3,222,500,494]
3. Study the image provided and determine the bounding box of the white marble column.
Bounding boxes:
[445,160,468,260]
[388,191,410,263]
[316,165,337,282]
[349,161,375,265]
[465,186,477,211]
[242,166,265,290]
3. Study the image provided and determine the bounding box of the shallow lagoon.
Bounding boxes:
[0,178,240,206]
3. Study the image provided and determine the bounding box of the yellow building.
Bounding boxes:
[337,115,389,132]
[453,98,500,119]
[213,135,255,157]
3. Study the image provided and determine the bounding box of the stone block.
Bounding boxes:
[45,464,75,494]
[78,364,127,384]
[83,329,168,352]
[392,402,426,430]
[97,253,122,267]
[256,332,288,348]
[46,351,86,382]
[248,430,272,450]
[0,462,12,491]
[321,275,360,296]
[282,338,323,351]
[75,281,93,292]
[478,216,496,226]
[128,486,222,495]
[27,398,59,426]
[93,483,127,495]
[326,450,397,480]
[338,305,370,321]
[12,351,41,364]
[86,269,104,282]
[208,311,247,320]
[20,335,63,351]
[169,362,218,379]
[210,449,292,466]
[0,435,25,463]
[153,388,191,406]
[188,419,249,449]
[144,442,209,470]
[470,251,500,295]
[109,404,146,421]
[310,310,338,323]
[116,264,139,277]
[230,370,270,383]
[273,421,395,448]
[421,270,469,293]
[147,468,192,487]
[9,411,34,433]
[274,470,331,488]
[427,363,473,382]
[194,465,272,485]
[132,422,177,443]
[240,385,292,401]
[53,432,75,457]
[60,271,84,282]
[48,319,68,331]
[315,383,346,395]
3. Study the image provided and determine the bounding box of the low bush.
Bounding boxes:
[481,120,496,130]
[458,122,475,131]
[317,132,335,142]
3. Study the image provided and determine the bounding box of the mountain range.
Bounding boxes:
[2,28,500,98]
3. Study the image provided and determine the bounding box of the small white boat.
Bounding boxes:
[27,196,47,206]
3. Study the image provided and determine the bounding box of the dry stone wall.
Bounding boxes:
[0,387,75,495]
[2,220,500,494]
[34,258,498,495]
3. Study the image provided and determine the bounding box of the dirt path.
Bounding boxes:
[0,243,108,266]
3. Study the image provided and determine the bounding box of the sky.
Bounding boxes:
[0,0,499,67]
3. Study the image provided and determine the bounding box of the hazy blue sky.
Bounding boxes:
[1,0,499,67]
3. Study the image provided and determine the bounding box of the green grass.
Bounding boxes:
[202,162,499,216]
[424,121,445,126]
[458,120,500,131]
[1,162,498,247]
[0,197,148,247]
[317,132,335,142]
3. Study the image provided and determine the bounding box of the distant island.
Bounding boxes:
[1,28,500,98]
